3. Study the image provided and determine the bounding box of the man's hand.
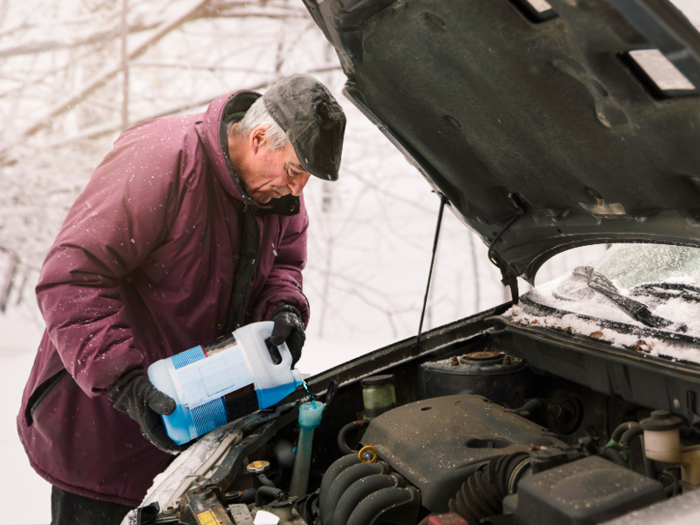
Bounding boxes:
[269,305,305,367]
[107,369,181,454]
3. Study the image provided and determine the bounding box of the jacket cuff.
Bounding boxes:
[270,304,303,320]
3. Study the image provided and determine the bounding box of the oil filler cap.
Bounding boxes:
[358,445,378,463]
[640,410,683,431]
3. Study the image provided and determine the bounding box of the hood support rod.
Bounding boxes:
[415,194,448,351]
[487,208,524,305]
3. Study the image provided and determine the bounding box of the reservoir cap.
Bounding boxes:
[298,401,325,429]
[640,410,683,431]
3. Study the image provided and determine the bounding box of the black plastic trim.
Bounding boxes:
[489,315,700,424]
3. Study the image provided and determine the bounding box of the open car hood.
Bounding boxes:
[303,0,700,283]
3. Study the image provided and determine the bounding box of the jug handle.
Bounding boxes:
[264,337,283,365]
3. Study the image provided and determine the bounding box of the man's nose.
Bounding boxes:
[288,174,309,196]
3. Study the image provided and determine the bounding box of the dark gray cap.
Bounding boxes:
[263,74,346,181]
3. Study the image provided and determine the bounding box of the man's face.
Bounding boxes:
[237,131,311,204]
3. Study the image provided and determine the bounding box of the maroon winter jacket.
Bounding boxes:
[17,91,311,506]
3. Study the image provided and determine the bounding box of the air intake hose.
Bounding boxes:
[322,462,391,525]
[318,454,420,525]
[319,454,361,522]
[331,474,404,525]
[449,452,530,524]
[346,486,421,525]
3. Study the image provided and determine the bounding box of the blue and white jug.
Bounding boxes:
[148,321,302,445]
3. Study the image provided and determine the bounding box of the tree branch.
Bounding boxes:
[0,1,307,58]
[43,65,341,148]
[0,0,212,162]
[0,20,161,58]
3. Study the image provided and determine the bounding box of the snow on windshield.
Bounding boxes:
[594,244,700,290]
[503,244,700,365]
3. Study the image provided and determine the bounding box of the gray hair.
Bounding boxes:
[235,96,289,151]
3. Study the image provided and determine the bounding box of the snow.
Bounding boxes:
[0,312,50,525]
[504,304,700,364]
[504,246,700,365]
[138,420,246,514]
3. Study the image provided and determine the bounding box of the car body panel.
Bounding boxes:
[303,0,700,282]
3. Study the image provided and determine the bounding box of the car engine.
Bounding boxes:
[124,324,700,525]
[314,358,668,525]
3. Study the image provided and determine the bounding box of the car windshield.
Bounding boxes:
[593,244,700,290]
[506,243,700,364]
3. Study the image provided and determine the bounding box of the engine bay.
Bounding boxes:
[125,308,700,525]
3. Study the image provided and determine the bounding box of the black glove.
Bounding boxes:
[107,369,181,455]
[269,304,305,367]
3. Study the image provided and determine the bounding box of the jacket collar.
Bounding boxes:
[196,91,259,206]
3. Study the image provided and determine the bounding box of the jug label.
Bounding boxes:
[171,344,254,408]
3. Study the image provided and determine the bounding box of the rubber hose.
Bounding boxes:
[331,474,404,525]
[620,424,644,449]
[319,454,361,522]
[323,462,390,525]
[294,492,320,525]
[604,447,628,467]
[518,399,563,419]
[517,398,542,417]
[448,452,530,525]
[255,486,284,508]
[238,488,257,504]
[258,473,276,488]
[664,483,677,498]
[338,420,369,455]
[611,422,639,443]
[346,487,421,525]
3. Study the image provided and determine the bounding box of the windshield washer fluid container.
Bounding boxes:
[148,321,303,445]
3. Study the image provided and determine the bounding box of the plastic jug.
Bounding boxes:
[148,321,303,445]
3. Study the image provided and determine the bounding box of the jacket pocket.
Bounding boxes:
[25,369,68,426]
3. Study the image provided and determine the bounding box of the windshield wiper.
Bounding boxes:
[573,266,684,331]
[633,282,700,303]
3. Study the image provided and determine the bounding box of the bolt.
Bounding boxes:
[450,356,459,366]
[502,355,512,366]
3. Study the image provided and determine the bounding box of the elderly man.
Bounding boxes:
[17,75,346,525]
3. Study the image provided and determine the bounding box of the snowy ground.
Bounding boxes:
[0,312,49,525]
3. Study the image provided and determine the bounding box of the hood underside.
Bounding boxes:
[303,0,700,282]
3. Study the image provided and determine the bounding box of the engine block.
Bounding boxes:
[359,394,565,512]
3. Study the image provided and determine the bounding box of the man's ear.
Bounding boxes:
[250,125,267,154]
